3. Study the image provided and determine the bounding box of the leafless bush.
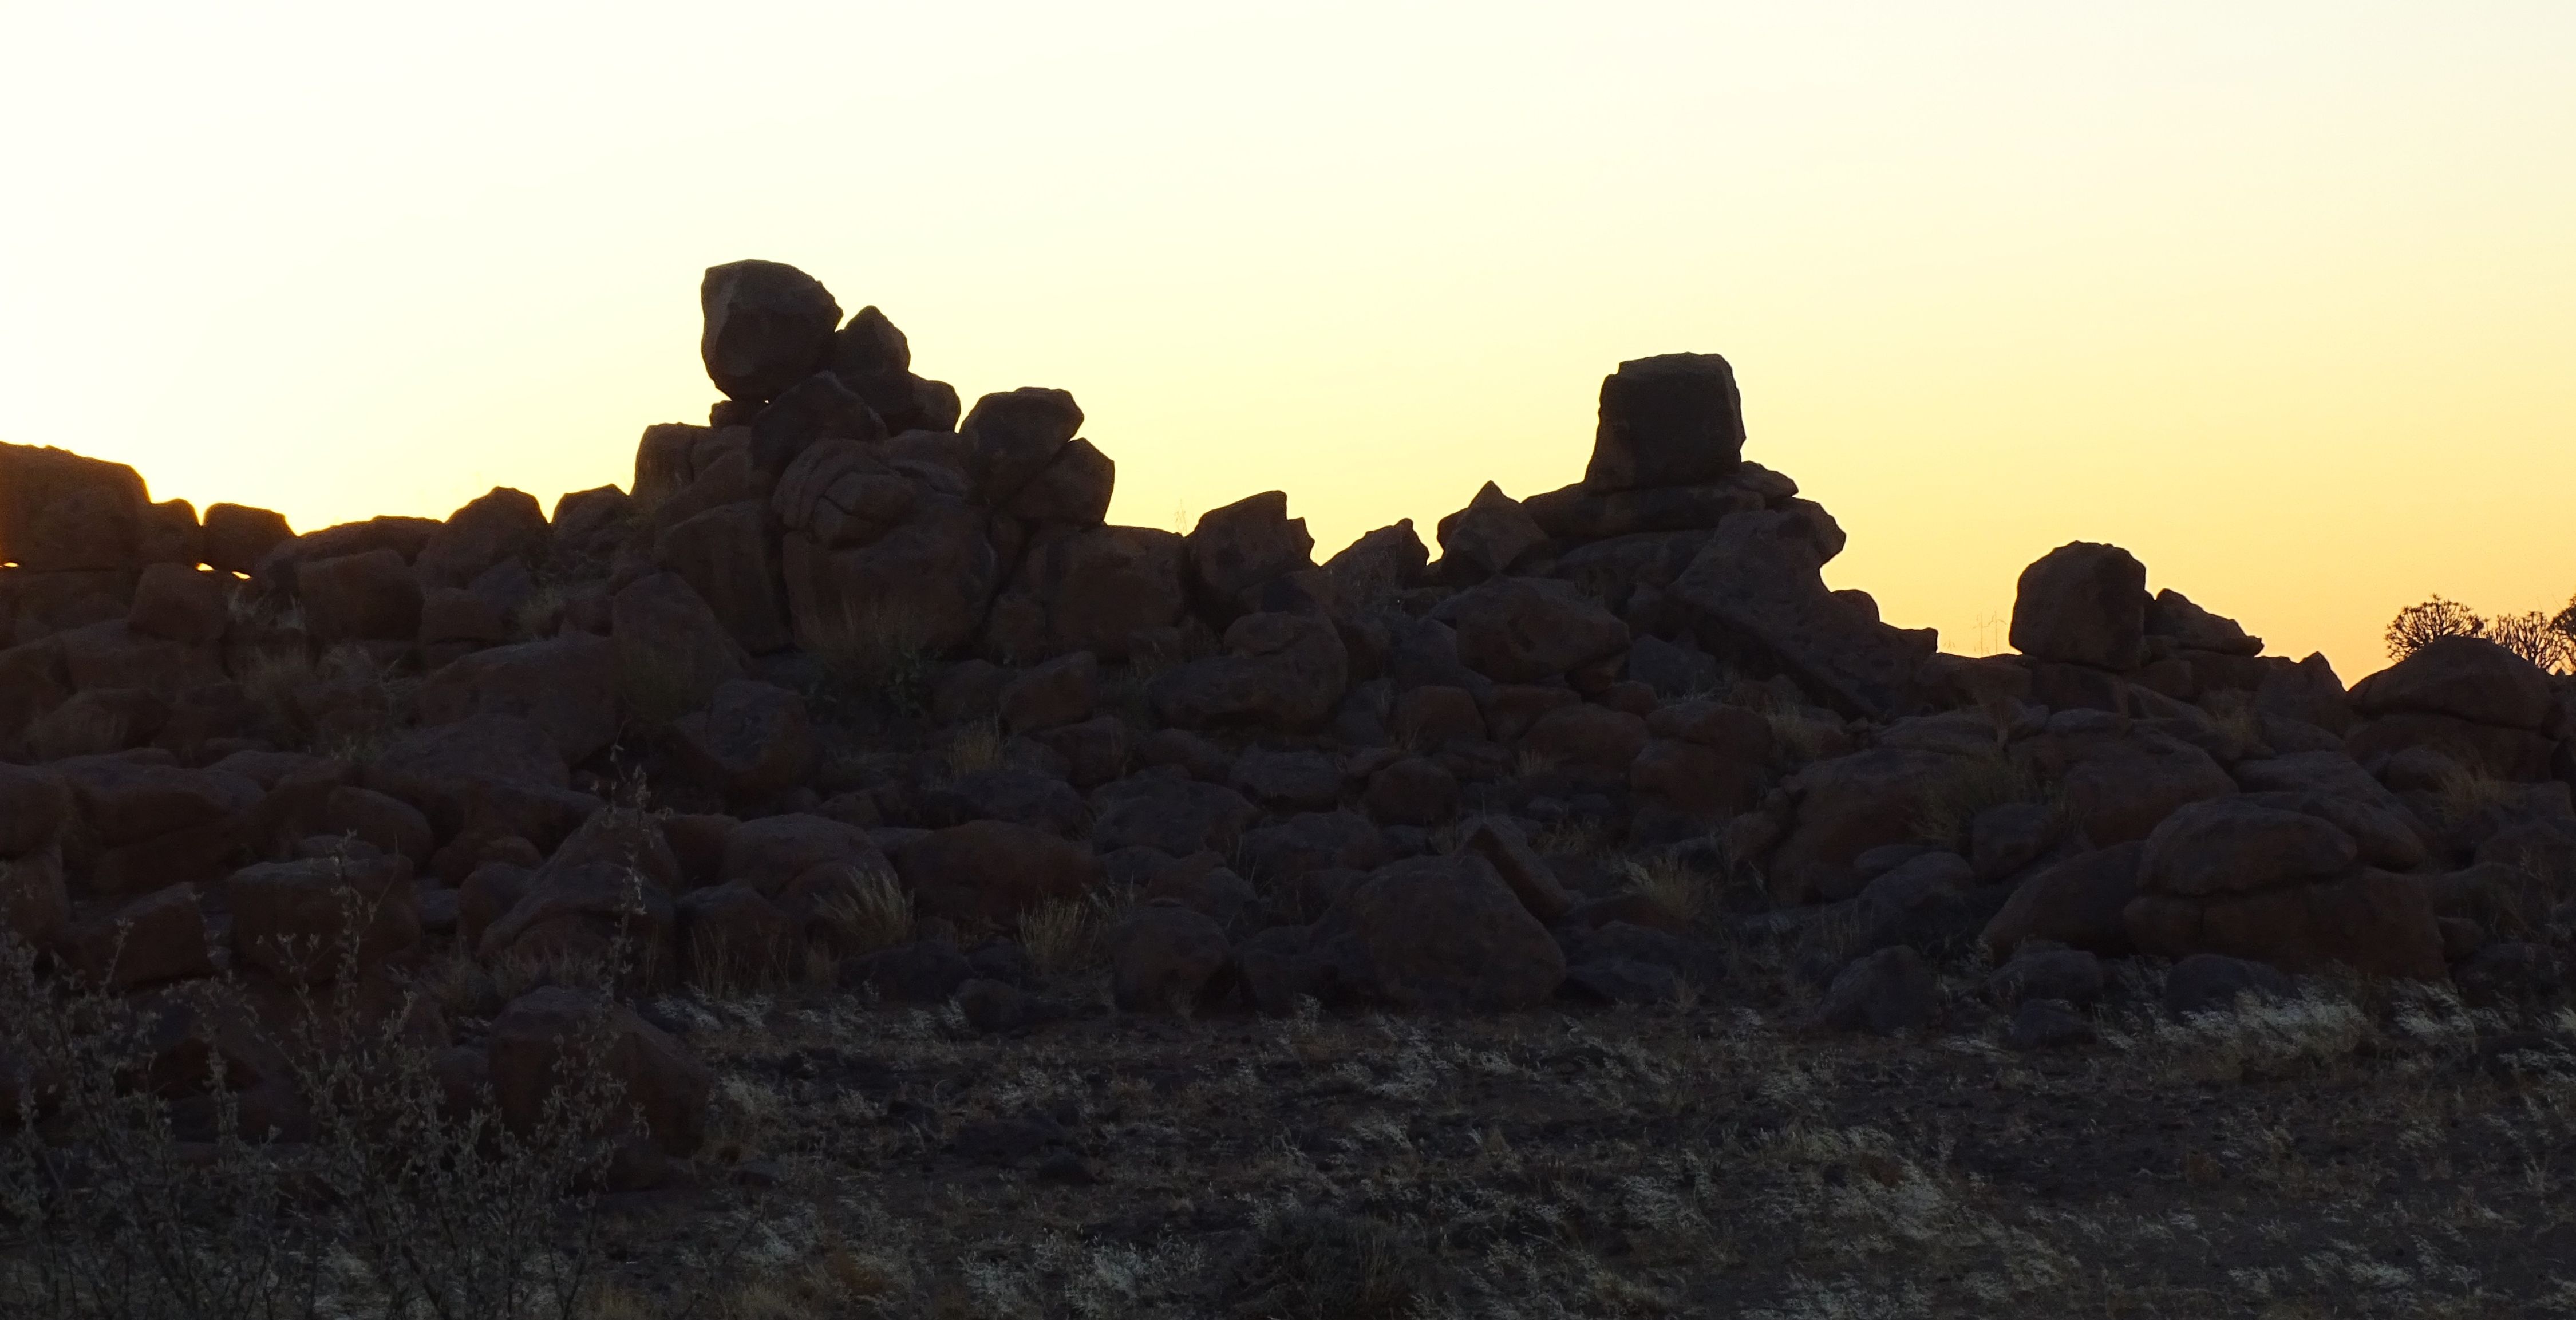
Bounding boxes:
[0,908,645,1320]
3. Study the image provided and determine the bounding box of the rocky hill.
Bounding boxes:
[5,260,2575,1313]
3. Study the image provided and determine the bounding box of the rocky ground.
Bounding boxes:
[5,258,2576,1317]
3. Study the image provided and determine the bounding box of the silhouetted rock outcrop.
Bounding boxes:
[7,254,2572,1119]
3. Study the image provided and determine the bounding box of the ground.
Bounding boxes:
[561,963,2576,1319]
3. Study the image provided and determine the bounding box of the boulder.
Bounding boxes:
[1228,747,1344,812]
[2230,752,2433,870]
[1007,438,1115,526]
[1582,353,1744,491]
[416,634,619,764]
[700,260,840,402]
[1524,481,1766,543]
[1764,748,1964,905]
[671,680,816,801]
[62,883,214,988]
[1629,737,1763,819]
[2009,542,2148,671]
[56,758,260,897]
[227,852,421,983]
[1986,947,2105,1006]
[127,564,228,645]
[1,849,69,947]
[201,503,294,576]
[675,883,799,988]
[2035,724,2235,845]
[748,370,884,473]
[1434,483,1548,584]
[612,572,749,722]
[1185,492,1314,612]
[778,488,997,658]
[2127,870,2444,979]
[999,651,1098,733]
[1322,520,1428,606]
[1457,816,1574,923]
[892,821,1098,927]
[721,813,884,896]
[1091,774,1260,856]
[1364,757,1459,827]
[2139,797,2360,897]
[416,488,549,590]
[1812,945,1936,1034]
[2147,590,2261,657]
[2005,999,2096,1050]
[981,525,1185,661]
[367,715,595,849]
[653,500,790,654]
[1392,685,1487,749]
[1664,510,1929,720]
[1147,611,1348,730]
[922,768,1089,837]
[1239,811,1392,891]
[962,388,1084,507]
[487,987,712,1169]
[1431,576,1629,683]
[1108,903,1234,1012]
[2162,953,2294,1017]
[0,763,72,857]
[2349,636,2554,731]
[1522,704,1647,778]
[1301,854,1566,1011]
[297,549,423,644]
[0,443,148,571]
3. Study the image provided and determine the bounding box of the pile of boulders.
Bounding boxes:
[7,257,2576,1170]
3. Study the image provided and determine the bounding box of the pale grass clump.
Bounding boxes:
[2199,689,2266,749]
[1622,853,1710,926]
[2147,991,2376,1082]
[943,719,1007,778]
[1910,749,2048,850]
[1764,706,1841,765]
[804,600,937,715]
[1020,897,1096,975]
[512,580,568,641]
[808,864,914,956]
[2432,762,2524,825]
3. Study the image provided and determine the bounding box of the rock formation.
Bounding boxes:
[5,259,2574,1176]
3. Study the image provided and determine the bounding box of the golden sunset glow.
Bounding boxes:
[3,2,2570,681]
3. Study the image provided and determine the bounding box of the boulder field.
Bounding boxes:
[6,259,2573,1175]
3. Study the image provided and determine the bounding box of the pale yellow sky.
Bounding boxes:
[3,2,2571,682]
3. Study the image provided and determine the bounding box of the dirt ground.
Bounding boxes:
[566,961,2576,1319]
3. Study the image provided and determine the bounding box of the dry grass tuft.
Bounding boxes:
[2431,762,2524,825]
[942,720,1007,779]
[1912,749,2048,849]
[1020,898,1099,977]
[810,865,915,957]
[1624,853,1712,927]
[805,600,937,716]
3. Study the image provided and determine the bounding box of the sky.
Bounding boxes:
[2,1,2571,682]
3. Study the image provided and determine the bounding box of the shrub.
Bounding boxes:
[0,920,636,1320]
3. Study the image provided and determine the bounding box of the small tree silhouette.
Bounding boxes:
[2384,596,2484,660]
[2488,610,2574,673]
